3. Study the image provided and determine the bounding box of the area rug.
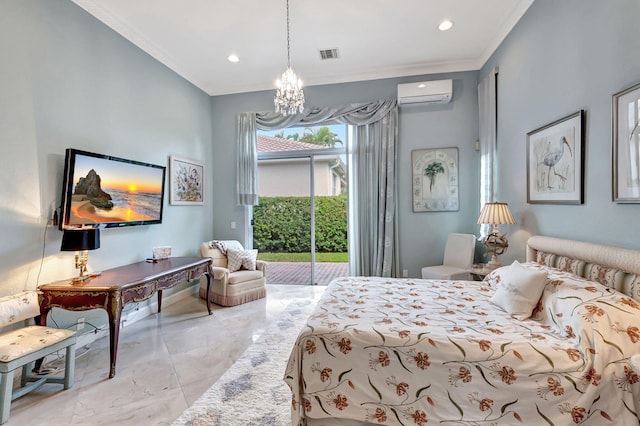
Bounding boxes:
[172,298,318,426]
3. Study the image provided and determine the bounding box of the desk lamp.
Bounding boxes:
[61,228,100,282]
[476,202,516,269]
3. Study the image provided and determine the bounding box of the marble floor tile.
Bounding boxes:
[6,284,325,426]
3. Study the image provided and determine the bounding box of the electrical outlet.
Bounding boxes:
[230,221,236,229]
[402,269,408,278]
[77,317,85,330]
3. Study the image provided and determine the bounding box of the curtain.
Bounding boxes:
[236,112,259,205]
[350,110,398,277]
[477,68,498,238]
[237,99,399,277]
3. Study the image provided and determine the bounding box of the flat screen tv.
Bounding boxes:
[59,148,166,230]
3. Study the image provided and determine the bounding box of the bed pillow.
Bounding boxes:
[226,248,258,272]
[490,260,548,320]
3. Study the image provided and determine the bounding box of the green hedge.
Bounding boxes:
[253,195,347,253]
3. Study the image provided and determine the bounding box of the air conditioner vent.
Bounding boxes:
[319,48,339,60]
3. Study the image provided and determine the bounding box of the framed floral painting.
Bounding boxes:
[170,155,204,205]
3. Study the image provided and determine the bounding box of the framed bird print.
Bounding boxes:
[412,147,459,212]
[613,82,640,203]
[526,110,585,204]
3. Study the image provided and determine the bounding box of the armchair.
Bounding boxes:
[198,240,267,307]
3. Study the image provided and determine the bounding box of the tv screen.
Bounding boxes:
[59,148,166,229]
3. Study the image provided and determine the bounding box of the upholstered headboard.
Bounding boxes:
[526,235,640,301]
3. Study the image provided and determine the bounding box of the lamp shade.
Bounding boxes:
[476,202,516,225]
[61,229,100,251]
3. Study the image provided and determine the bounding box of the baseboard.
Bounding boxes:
[76,327,109,349]
[75,284,199,347]
[120,284,199,328]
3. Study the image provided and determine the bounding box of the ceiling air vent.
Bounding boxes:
[319,48,339,60]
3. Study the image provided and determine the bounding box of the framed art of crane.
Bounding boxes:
[526,110,585,204]
[612,81,640,203]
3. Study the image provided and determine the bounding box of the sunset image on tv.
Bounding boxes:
[68,153,164,226]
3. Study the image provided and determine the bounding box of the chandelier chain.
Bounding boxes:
[286,0,291,68]
[274,0,304,116]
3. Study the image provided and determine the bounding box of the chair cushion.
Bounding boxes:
[421,265,469,280]
[0,326,76,362]
[0,291,40,328]
[227,249,258,272]
[228,269,263,284]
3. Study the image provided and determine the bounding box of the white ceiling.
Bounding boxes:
[72,0,534,96]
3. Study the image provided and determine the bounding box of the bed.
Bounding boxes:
[284,236,640,425]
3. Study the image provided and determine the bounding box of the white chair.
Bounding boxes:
[421,233,476,280]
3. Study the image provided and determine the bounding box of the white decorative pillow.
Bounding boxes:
[490,260,548,320]
[631,354,640,375]
[226,248,258,272]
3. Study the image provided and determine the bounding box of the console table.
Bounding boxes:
[38,257,212,378]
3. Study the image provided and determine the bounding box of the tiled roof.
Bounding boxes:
[257,134,330,152]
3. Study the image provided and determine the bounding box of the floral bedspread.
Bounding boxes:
[284,268,640,425]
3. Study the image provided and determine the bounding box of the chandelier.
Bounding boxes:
[274,0,304,116]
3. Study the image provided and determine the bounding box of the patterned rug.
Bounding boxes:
[172,298,317,426]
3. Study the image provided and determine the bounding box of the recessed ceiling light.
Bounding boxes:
[227,54,239,63]
[438,20,454,31]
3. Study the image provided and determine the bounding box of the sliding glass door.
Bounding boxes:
[253,126,348,285]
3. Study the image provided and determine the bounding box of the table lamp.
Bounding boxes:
[476,202,516,269]
[61,228,100,282]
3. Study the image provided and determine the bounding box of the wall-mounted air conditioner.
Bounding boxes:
[397,79,452,105]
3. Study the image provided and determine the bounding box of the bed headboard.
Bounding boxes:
[526,235,640,301]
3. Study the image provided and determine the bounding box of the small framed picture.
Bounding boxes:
[170,155,204,205]
[526,110,585,204]
[411,147,459,212]
[613,82,640,203]
[152,246,172,259]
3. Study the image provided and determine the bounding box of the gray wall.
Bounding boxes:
[4,0,638,310]
[0,1,213,327]
[480,0,640,262]
[210,72,481,278]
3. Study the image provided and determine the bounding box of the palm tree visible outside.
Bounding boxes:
[424,162,445,192]
[275,126,342,147]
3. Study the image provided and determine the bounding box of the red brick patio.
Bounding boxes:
[265,261,349,285]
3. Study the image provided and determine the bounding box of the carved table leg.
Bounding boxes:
[38,307,49,327]
[205,271,212,315]
[106,295,122,379]
[157,289,163,313]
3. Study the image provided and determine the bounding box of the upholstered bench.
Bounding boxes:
[0,291,76,424]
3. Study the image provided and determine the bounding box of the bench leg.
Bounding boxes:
[0,371,14,425]
[64,344,75,389]
[20,362,32,387]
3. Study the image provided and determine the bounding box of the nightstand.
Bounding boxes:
[469,264,493,281]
